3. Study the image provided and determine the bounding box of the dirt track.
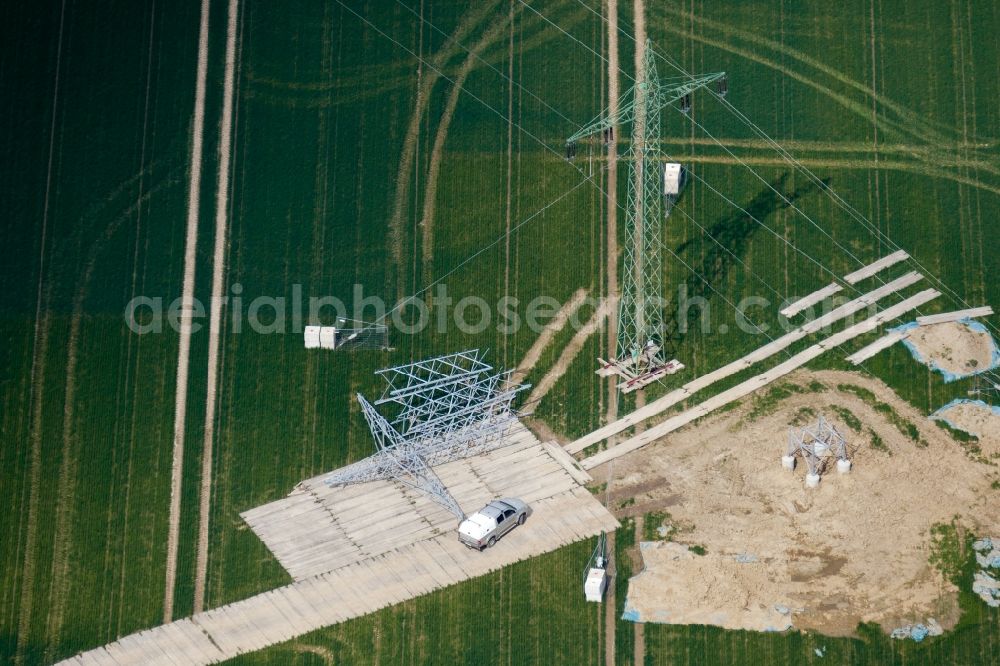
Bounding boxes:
[603,0,621,433]
[604,369,1000,637]
[164,0,212,623]
[193,0,240,615]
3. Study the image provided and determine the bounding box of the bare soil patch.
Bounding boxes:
[935,401,1000,458]
[601,369,1000,637]
[904,321,997,378]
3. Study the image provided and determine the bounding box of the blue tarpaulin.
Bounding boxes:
[930,398,1000,436]
[893,319,1000,382]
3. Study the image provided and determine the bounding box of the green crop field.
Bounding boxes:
[2,0,999,664]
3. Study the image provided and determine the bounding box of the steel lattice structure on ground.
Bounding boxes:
[567,40,724,377]
[324,349,528,519]
[786,415,849,476]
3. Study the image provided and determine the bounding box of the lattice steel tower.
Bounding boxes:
[324,350,528,519]
[566,41,725,391]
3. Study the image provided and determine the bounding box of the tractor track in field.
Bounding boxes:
[684,154,1000,195]
[526,297,611,406]
[292,0,337,510]
[640,11,1000,187]
[655,135,997,163]
[653,16,975,158]
[592,152,1000,196]
[16,298,50,665]
[112,0,159,639]
[419,10,514,291]
[391,2,590,302]
[502,0,515,368]
[11,148,170,661]
[604,527,617,666]
[673,146,997,174]
[388,1,499,298]
[632,515,644,664]
[511,288,588,385]
[164,0,212,623]
[655,4,973,148]
[45,320,83,661]
[246,61,413,92]
[193,0,241,616]
[44,176,179,658]
[291,644,335,664]
[241,14,574,112]
[116,256,149,637]
[949,0,987,307]
[960,1,987,305]
[867,0,883,253]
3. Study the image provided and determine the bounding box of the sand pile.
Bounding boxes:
[607,370,1000,637]
[933,400,1000,458]
[902,321,998,380]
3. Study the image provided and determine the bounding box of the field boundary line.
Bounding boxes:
[193,0,240,615]
[165,0,212,623]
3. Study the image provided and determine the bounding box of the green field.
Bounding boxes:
[2,0,999,664]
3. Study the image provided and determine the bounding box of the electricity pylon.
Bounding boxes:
[567,41,724,392]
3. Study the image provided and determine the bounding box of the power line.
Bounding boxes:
[335,0,947,407]
[518,1,881,301]
[398,0,796,324]
[569,0,1000,341]
[335,0,789,360]
[530,0,949,347]
[514,0,938,383]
